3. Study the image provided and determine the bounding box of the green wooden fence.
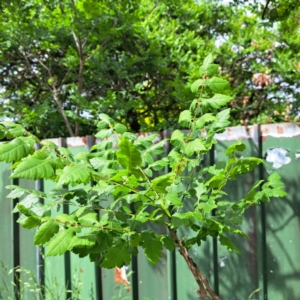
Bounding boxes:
[0,123,299,300]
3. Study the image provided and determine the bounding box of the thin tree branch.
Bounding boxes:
[262,0,272,19]
[20,48,74,136]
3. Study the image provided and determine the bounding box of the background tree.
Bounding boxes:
[0,0,299,138]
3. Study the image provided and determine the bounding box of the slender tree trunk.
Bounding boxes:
[53,87,74,137]
[169,229,220,300]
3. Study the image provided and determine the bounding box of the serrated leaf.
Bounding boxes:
[11,153,55,180]
[199,64,219,77]
[151,173,174,193]
[130,233,142,247]
[220,235,241,254]
[7,189,25,199]
[114,123,127,134]
[41,140,57,149]
[78,211,98,226]
[34,220,60,245]
[46,228,75,256]
[22,216,41,229]
[170,129,185,148]
[57,147,74,160]
[202,94,233,109]
[12,193,40,213]
[178,110,191,127]
[202,53,214,70]
[191,79,204,93]
[165,193,182,207]
[16,204,37,217]
[100,239,131,268]
[207,77,229,93]
[149,158,169,171]
[58,165,91,186]
[195,113,216,129]
[213,108,231,129]
[68,234,96,250]
[116,138,142,169]
[170,212,193,229]
[141,232,163,265]
[98,113,114,124]
[161,235,175,252]
[142,140,165,158]
[225,141,246,156]
[95,128,113,139]
[232,158,263,175]
[0,137,34,163]
[189,99,198,112]
[197,197,217,214]
[185,139,206,156]
[55,214,77,225]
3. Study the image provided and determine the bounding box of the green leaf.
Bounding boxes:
[170,129,185,148]
[116,138,142,169]
[219,235,241,254]
[16,204,37,217]
[151,173,174,193]
[114,123,127,134]
[197,197,217,215]
[232,158,263,175]
[78,211,99,226]
[68,234,96,250]
[55,214,77,225]
[202,94,233,109]
[170,212,193,229]
[178,110,191,127]
[213,108,231,129]
[195,113,216,129]
[95,128,113,139]
[225,141,246,156]
[46,228,75,256]
[165,193,182,207]
[11,152,55,180]
[58,165,91,186]
[7,188,25,199]
[161,235,175,252]
[207,77,229,93]
[141,232,163,265]
[34,220,60,245]
[130,233,142,247]
[100,239,131,268]
[185,139,206,156]
[191,79,204,93]
[202,54,214,70]
[1,122,26,137]
[98,113,114,124]
[199,64,219,77]
[0,137,34,163]
[22,216,41,229]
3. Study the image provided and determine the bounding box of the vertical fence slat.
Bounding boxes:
[35,144,45,300]
[12,178,20,300]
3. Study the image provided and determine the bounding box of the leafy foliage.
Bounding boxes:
[0,56,287,299]
[1,0,299,137]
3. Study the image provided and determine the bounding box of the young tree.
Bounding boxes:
[0,56,286,299]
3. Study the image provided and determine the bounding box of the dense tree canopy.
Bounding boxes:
[0,0,299,138]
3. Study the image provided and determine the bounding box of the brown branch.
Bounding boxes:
[70,0,84,136]
[262,0,272,19]
[169,229,220,300]
[20,48,74,136]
